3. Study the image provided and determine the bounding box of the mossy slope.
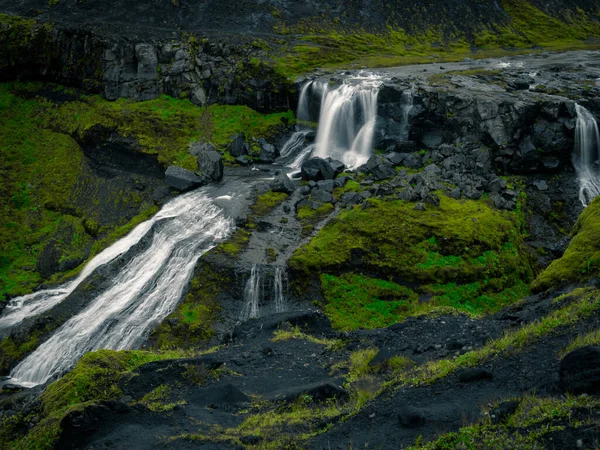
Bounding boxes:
[290,195,532,330]
[532,196,600,292]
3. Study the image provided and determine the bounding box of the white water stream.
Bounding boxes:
[239,264,261,320]
[6,188,233,386]
[273,267,286,313]
[574,104,600,207]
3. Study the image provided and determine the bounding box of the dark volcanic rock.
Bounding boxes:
[229,133,249,157]
[196,149,224,181]
[560,346,600,394]
[270,173,295,194]
[398,405,426,428]
[164,166,204,191]
[301,157,336,181]
[267,380,348,404]
[258,138,278,163]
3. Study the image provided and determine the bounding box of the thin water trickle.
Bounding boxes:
[239,265,261,320]
[7,188,234,386]
[273,267,286,313]
[574,104,600,206]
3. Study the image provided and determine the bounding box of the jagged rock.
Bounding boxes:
[189,141,215,156]
[371,162,396,181]
[393,141,418,153]
[398,406,426,428]
[340,192,363,207]
[384,152,406,166]
[327,158,346,176]
[560,346,600,394]
[490,400,520,425]
[196,149,223,181]
[534,180,549,191]
[458,368,493,382]
[450,187,461,199]
[267,380,348,404]
[316,179,335,192]
[270,173,295,194]
[334,176,349,188]
[301,157,336,181]
[229,133,249,157]
[164,166,204,191]
[258,138,278,163]
[152,186,171,202]
[312,190,334,203]
[486,176,505,193]
[235,155,251,166]
[403,153,424,169]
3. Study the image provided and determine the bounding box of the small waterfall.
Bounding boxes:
[239,265,261,320]
[273,267,286,313]
[277,130,313,167]
[313,74,382,168]
[297,81,313,122]
[574,104,600,206]
[399,90,414,141]
[8,189,233,386]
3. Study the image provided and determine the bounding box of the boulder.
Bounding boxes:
[229,132,249,157]
[560,346,600,394]
[267,380,348,404]
[197,149,223,181]
[270,173,295,194]
[164,166,204,191]
[189,141,216,156]
[258,138,278,163]
[301,157,336,181]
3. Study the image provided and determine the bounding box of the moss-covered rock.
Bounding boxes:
[290,195,532,329]
[532,197,600,292]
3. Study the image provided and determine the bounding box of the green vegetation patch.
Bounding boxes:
[2,348,201,450]
[532,196,600,292]
[0,81,293,302]
[250,191,289,217]
[271,1,600,77]
[290,195,531,329]
[411,394,600,449]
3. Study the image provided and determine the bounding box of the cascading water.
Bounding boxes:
[399,90,414,141]
[239,264,261,320]
[0,219,157,330]
[313,74,382,168]
[278,73,383,170]
[7,189,233,386]
[273,267,286,313]
[574,104,600,206]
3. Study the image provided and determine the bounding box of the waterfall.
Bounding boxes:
[313,74,382,168]
[273,267,286,313]
[399,90,414,141]
[279,73,382,171]
[574,104,600,206]
[7,189,233,386]
[239,265,261,321]
[297,81,313,122]
[0,216,158,330]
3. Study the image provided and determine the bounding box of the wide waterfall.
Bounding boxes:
[574,104,600,207]
[7,189,233,386]
[313,75,382,168]
[278,73,383,170]
[239,264,261,320]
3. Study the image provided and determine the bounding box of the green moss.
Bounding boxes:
[320,273,529,331]
[560,328,600,357]
[532,197,600,292]
[0,332,41,373]
[215,228,250,256]
[411,394,600,449]
[137,385,186,412]
[250,191,288,216]
[270,3,600,77]
[321,274,418,330]
[150,260,230,349]
[6,348,196,450]
[297,203,335,237]
[0,80,294,302]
